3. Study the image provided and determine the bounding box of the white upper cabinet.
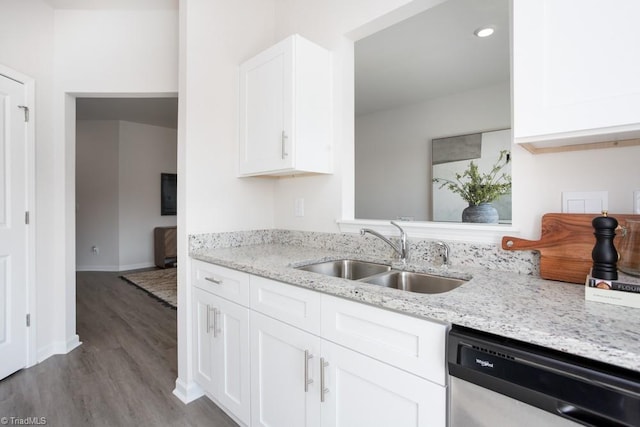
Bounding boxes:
[513,0,640,150]
[239,34,332,176]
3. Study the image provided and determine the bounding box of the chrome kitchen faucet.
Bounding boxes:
[360,221,408,264]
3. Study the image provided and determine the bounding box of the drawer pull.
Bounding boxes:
[205,276,222,285]
[304,350,314,392]
[320,358,329,402]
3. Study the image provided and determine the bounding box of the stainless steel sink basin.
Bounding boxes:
[362,270,466,294]
[296,259,391,280]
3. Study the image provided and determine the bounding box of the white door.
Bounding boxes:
[251,311,321,427]
[0,73,28,380]
[320,340,446,427]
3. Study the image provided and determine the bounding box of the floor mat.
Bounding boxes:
[121,268,177,308]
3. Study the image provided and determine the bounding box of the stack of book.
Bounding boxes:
[585,271,640,309]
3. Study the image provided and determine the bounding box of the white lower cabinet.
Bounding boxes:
[193,287,251,425]
[320,340,446,427]
[249,308,445,427]
[192,262,447,427]
[250,311,321,427]
[251,278,446,427]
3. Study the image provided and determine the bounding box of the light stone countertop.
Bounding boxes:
[191,243,640,373]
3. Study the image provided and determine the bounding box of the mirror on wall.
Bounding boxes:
[354,0,511,222]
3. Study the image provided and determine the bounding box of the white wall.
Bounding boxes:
[119,120,177,270]
[76,120,177,272]
[356,82,510,221]
[176,0,278,402]
[0,0,58,362]
[50,6,178,360]
[271,0,449,232]
[76,120,120,270]
[272,0,640,241]
[514,145,640,239]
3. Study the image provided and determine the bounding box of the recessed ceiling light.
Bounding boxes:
[474,26,495,38]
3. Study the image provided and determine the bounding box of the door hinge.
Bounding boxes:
[25,211,30,225]
[17,105,29,122]
[26,314,31,327]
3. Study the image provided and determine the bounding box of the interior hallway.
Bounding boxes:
[0,271,237,427]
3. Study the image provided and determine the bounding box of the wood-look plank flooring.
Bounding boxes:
[0,271,238,427]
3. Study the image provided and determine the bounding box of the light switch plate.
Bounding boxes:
[634,190,640,214]
[562,191,608,213]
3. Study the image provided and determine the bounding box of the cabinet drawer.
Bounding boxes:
[250,276,321,335]
[192,259,250,307]
[321,294,447,385]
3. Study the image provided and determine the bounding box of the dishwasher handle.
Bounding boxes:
[557,403,621,427]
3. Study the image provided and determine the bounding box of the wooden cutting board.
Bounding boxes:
[502,213,640,284]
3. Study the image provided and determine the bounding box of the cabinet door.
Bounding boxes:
[319,340,446,427]
[513,0,640,147]
[213,295,251,425]
[193,288,250,425]
[250,311,321,427]
[193,288,215,394]
[239,37,294,175]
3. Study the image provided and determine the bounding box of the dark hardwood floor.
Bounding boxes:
[0,271,238,427]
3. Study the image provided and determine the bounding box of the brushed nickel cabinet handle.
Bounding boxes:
[281,130,289,159]
[206,304,212,334]
[320,357,329,402]
[205,276,222,285]
[213,308,221,337]
[304,350,314,392]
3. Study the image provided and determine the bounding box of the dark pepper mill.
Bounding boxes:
[592,211,618,281]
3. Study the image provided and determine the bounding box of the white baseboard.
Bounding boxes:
[37,334,83,363]
[119,262,155,272]
[76,262,155,272]
[66,334,82,352]
[76,265,122,272]
[173,377,204,404]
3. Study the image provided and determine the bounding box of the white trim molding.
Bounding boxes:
[173,378,204,404]
[37,334,82,363]
[337,219,520,244]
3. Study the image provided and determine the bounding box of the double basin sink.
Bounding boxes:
[296,259,466,294]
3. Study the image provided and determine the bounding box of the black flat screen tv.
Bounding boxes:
[161,173,177,216]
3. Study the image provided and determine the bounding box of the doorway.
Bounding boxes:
[74,97,178,273]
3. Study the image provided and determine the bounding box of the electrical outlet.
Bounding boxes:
[634,190,640,214]
[562,191,608,213]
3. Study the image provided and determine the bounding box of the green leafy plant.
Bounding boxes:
[432,150,512,206]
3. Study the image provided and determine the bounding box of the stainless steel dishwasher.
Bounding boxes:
[448,325,640,426]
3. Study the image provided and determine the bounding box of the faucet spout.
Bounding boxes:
[360,221,409,263]
[436,241,451,266]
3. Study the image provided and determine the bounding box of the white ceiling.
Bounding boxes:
[76,97,178,129]
[355,0,509,116]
